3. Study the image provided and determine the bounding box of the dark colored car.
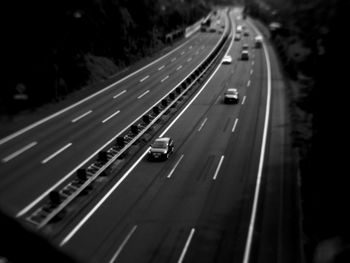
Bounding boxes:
[148,137,174,160]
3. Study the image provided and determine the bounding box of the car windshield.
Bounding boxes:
[151,140,167,148]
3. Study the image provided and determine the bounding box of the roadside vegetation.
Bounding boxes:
[2,0,212,119]
[246,0,350,262]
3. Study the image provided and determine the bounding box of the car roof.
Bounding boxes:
[226,88,238,92]
[242,50,249,54]
[155,137,170,142]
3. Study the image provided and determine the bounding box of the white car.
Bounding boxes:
[254,35,263,48]
[222,55,232,64]
[224,88,239,104]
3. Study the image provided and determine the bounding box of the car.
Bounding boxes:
[241,50,249,60]
[224,88,239,104]
[236,25,243,34]
[148,137,174,160]
[254,35,263,48]
[234,33,241,41]
[243,30,249,36]
[222,55,232,64]
[242,43,249,50]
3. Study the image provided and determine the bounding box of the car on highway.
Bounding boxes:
[224,88,239,104]
[148,137,174,160]
[254,35,263,48]
[242,43,249,50]
[243,30,249,36]
[234,33,241,41]
[222,55,232,64]
[241,50,249,60]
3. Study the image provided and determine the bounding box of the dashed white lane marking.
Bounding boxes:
[213,155,224,180]
[41,143,72,164]
[250,69,254,75]
[232,118,239,133]
[187,57,192,62]
[171,57,177,62]
[177,65,183,71]
[102,110,121,123]
[198,118,208,132]
[177,228,196,263]
[71,110,92,123]
[137,90,150,99]
[113,90,127,99]
[108,225,138,263]
[247,80,251,87]
[2,141,38,163]
[161,76,169,82]
[167,154,184,178]
[158,65,165,71]
[242,96,246,105]
[140,75,149,82]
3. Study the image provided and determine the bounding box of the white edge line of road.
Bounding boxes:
[59,17,235,246]
[16,13,230,218]
[0,38,194,146]
[242,20,271,263]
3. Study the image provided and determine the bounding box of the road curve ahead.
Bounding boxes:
[54,8,297,263]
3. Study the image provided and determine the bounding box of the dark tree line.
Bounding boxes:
[2,0,211,116]
[247,0,350,262]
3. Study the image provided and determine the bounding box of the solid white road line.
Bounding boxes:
[0,37,194,146]
[242,96,246,105]
[177,228,195,263]
[167,154,184,178]
[109,225,138,263]
[198,118,208,132]
[102,110,121,123]
[2,141,38,163]
[231,118,239,133]
[177,65,183,71]
[71,110,92,123]
[41,143,72,164]
[158,65,165,71]
[59,150,149,246]
[242,20,272,263]
[137,90,150,99]
[140,75,149,82]
[213,155,224,180]
[113,90,127,99]
[161,76,169,83]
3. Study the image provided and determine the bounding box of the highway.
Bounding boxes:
[1,7,302,263]
[0,10,228,216]
[54,9,291,263]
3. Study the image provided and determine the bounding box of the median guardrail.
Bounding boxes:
[24,8,233,230]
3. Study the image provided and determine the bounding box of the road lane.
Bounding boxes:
[56,10,272,263]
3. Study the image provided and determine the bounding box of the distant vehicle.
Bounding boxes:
[243,30,249,36]
[242,43,249,50]
[254,35,263,48]
[236,25,243,34]
[241,50,249,60]
[209,27,216,33]
[222,55,232,64]
[224,88,239,104]
[148,137,174,160]
[234,33,241,41]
